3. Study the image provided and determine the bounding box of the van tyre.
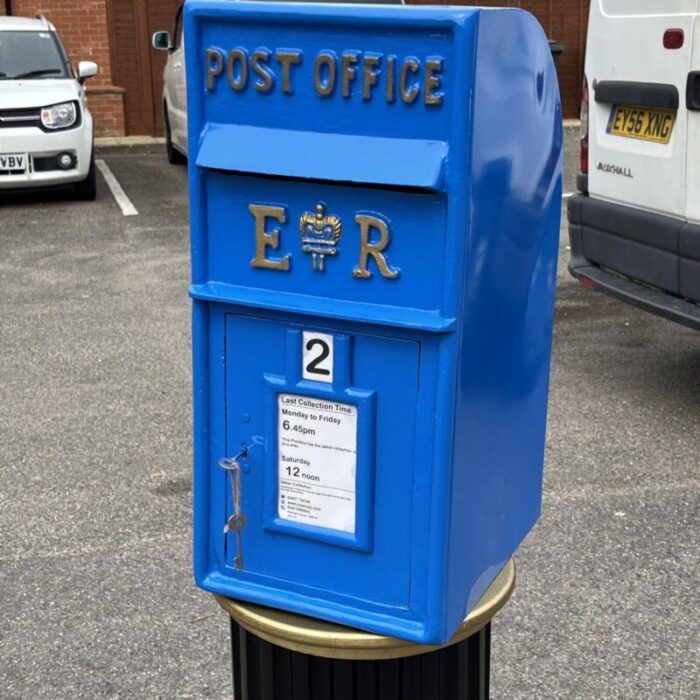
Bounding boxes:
[165,106,186,165]
[74,153,97,201]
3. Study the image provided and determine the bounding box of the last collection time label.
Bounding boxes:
[277,393,357,533]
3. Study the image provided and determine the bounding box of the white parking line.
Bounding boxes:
[95,159,138,216]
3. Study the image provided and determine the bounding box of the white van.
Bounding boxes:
[568,0,700,329]
[152,4,187,165]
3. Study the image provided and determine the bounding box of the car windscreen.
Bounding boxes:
[0,31,70,80]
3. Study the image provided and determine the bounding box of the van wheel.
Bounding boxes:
[165,107,186,165]
[74,154,97,201]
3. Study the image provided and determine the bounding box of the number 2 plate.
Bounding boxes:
[302,331,333,383]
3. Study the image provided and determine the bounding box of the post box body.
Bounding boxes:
[186,1,562,644]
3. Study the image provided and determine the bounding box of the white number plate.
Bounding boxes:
[0,153,27,172]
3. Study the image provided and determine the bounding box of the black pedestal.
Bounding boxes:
[229,617,491,700]
[217,559,514,700]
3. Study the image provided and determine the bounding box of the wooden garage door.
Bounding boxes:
[108,0,182,135]
[409,0,590,119]
[110,0,587,130]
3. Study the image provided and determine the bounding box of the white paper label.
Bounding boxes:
[277,393,357,533]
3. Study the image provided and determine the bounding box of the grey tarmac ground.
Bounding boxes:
[0,127,698,699]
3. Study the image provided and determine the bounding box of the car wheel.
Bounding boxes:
[165,106,186,165]
[74,152,97,201]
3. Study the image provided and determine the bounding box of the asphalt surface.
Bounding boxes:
[1,128,698,699]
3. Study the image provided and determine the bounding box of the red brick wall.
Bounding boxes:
[86,91,125,136]
[5,0,126,135]
[3,1,588,130]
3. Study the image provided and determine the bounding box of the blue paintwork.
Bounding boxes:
[186,0,562,644]
[197,124,448,189]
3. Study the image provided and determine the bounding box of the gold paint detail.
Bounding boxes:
[424,57,443,105]
[399,57,420,104]
[227,48,248,91]
[362,54,381,101]
[352,214,399,280]
[205,48,223,90]
[299,202,342,272]
[275,50,301,95]
[249,204,290,271]
[214,559,516,661]
[386,56,396,103]
[341,51,360,98]
[251,49,274,93]
[204,47,446,106]
[314,52,336,97]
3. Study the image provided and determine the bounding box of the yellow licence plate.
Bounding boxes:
[607,105,676,144]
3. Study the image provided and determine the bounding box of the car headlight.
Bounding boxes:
[41,102,77,130]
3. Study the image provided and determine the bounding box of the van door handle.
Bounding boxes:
[686,71,700,110]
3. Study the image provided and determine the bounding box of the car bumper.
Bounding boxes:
[0,122,92,190]
[568,191,700,331]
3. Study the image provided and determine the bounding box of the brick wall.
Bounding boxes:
[3,1,588,131]
[86,91,125,136]
[3,0,126,135]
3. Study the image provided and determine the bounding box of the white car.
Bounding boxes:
[153,4,187,164]
[568,0,700,330]
[0,15,98,199]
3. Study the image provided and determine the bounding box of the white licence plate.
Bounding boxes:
[0,153,28,172]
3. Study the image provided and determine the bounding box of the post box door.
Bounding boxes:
[222,312,420,610]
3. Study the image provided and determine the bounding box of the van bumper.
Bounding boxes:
[567,192,700,331]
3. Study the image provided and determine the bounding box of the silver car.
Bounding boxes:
[153,4,187,164]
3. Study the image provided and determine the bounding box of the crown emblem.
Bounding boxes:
[299,202,342,272]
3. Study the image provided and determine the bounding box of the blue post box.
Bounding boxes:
[186,1,562,644]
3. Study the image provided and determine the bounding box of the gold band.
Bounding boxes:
[214,558,515,661]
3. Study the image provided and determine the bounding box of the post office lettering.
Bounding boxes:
[314,51,337,96]
[205,47,445,106]
[341,51,360,98]
[362,53,381,100]
[205,48,224,90]
[251,49,275,92]
[275,49,302,94]
[399,57,420,104]
[226,48,248,91]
